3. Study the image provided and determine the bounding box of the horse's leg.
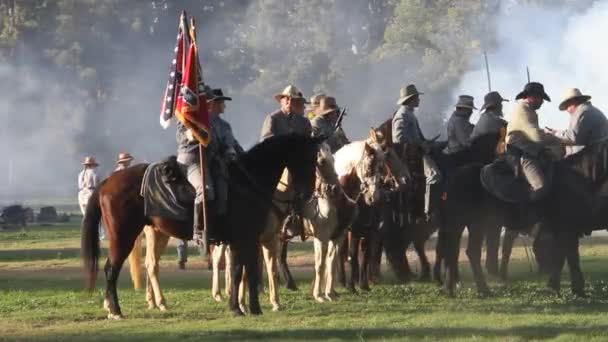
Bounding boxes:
[212,244,227,302]
[144,226,170,311]
[565,232,585,297]
[500,229,518,282]
[246,243,263,315]
[443,226,463,297]
[325,239,339,301]
[547,232,567,296]
[229,244,245,316]
[128,233,144,290]
[262,238,281,311]
[359,237,371,291]
[224,246,232,297]
[312,237,327,302]
[466,224,490,296]
[433,238,443,285]
[278,240,298,291]
[413,233,431,282]
[485,225,501,277]
[337,233,348,288]
[347,235,359,293]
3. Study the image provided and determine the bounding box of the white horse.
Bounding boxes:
[210,244,232,302]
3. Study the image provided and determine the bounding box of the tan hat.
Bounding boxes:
[116,152,134,164]
[274,85,309,103]
[317,96,339,116]
[307,93,326,110]
[455,95,477,110]
[82,156,99,166]
[559,88,591,111]
[397,84,423,105]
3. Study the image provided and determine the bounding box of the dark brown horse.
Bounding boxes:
[81,134,320,318]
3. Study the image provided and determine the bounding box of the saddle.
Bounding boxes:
[141,156,195,225]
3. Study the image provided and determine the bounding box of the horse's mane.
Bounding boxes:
[241,134,312,166]
[334,140,383,177]
[560,138,608,185]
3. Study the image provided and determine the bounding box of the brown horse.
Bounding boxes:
[81,134,321,318]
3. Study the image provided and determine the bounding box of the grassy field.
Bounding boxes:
[1,220,608,341]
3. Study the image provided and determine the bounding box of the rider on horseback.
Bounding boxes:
[391,84,442,224]
[177,87,243,245]
[310,96,350,153]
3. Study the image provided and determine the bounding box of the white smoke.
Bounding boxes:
[451,1,608,131]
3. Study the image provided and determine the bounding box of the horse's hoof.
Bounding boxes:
[239,304,247,314]
[147,303,157,310]
[271,304,281,312]
[107,313,123,320]
[213,294,223,302]
[158,304,168,312]
[314,296,325,303]
[324,294,334,302]
[347,287,358,295]
[232,309,245,317]
[250,307,263,315]
[286,283,299,291]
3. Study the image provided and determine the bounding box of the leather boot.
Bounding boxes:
[193,202,207,251]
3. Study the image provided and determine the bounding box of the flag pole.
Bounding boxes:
[526,66,531,83]
[190,17,209,251]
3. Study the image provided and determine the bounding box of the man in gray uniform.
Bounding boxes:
[177,87,242,247]
[310,96,350,153]
[445,95,476,154]
[260,85,311,141]
[547,88,608,156]
[471,91,508,141]
[392,84,441,223]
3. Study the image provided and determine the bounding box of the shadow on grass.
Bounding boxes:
[5,325,608,341]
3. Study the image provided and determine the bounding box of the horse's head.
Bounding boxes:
[315,142,340,198]
[284,135,322,203]
[356,140,385,205]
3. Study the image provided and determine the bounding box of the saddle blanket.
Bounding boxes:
[141,157,194,226]
[480,157,530,203]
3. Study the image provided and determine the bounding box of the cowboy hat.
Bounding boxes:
[116,152,134,164]
[317,96,339,116]
[397,84,423,105]
[206,88,232,102]
[307,93,326,110]
[274,85,309,103]
[82,156,99,166]
[558,88,591,111]
[515,82,551,102]
[480,91,509,112]
[455,95,477,110]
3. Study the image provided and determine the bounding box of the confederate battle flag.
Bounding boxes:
[160,11,210,147]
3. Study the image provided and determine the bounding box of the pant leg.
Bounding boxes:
[176,239,188,263]
[185,163,213,204]
[520,157,548,200]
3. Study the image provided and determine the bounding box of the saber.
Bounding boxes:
[484,51,492,92]
[526,66,531,83]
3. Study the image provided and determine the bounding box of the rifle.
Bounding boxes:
[334,106,347,131]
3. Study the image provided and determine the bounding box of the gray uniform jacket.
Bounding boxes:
[311,115,349,153]
[392,105,425,147]
[176,121,199,164]
[470,110,507,141]
[445,110,474,154]
[260,110,312,141]
[208,115,242,163]
[555,102,608,156]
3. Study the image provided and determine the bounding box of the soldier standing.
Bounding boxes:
[114,152,134,172]
[78,156,102,239]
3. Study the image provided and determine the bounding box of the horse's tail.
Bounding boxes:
[81,187,101,292]
[128,233,144,290]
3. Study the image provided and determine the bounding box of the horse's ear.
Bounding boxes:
[364,141,374,154]
[368,128,378,142]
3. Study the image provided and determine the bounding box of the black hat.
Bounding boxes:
[207,88,232,102]
[480,91,509,111]
[515,82,551,102]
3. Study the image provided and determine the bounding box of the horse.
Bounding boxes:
[81,134,321,318]
[210,243,232,302]
[439,139,608,297]
[278,137,389,293]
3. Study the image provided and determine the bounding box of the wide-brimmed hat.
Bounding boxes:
[307,93,326,110]
[116,152,134,164]
[207,88,232,102]
[455,95,477,110]
[515,82,551,102]
[397,84,423,105]
[274,85,309,103]
[480,91,509,111]
[317,96,340,116]
[558,88,591,111]
[82,156,99,166]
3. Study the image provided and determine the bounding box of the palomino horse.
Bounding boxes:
[81,134,320,318]
[234,142,343,311]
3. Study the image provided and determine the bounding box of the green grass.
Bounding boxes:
[1,222,608,341]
